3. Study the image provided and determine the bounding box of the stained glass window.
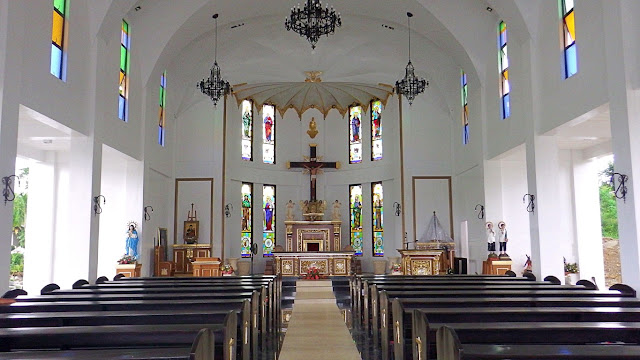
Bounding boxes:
[349,105,363,164]
[51,0,67,80]
[372,182,384,257]
[241,100,253,161]
[561,0,577,78]
[371,100,383,161]
[350,184,363,256]
[241,183,253,258]
[158,71,166,146]
[262,104,275,164]
[119,20,130,121]
[263,185,276,256]
[461,70,469,145]
[498,21,510,119]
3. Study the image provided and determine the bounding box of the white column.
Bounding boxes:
[603,0,640,291]
[0,0,24,293]
[572,151,605,286]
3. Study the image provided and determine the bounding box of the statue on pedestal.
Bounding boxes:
[286,200,296,221]
[331,200,341,221]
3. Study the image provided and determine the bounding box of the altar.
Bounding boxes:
[273,219,354,276]
[398,241,455,275]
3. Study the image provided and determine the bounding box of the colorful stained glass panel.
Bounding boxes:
[350,185,363,255]
[371,100,383,161]
[263,105,275,164]
[242,100,253,161]
[498,21,510,119]
[241,183,253,258]
[158,71,166,146]
[349,106,362,164]
[263,185,275,256]
[562,0,577,78]
[50,0,66,80]
[119,20,129,121]
[461,70,469,145]
[372,182,384,256]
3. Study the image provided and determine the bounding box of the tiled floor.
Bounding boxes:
[279,280,361,360]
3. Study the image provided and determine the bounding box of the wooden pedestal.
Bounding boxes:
[116,263,142,278]
[192,257,221,277]
[483,259,512,275]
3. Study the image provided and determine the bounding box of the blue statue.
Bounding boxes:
[126,224,139,259]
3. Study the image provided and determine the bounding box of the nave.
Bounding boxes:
[3,272,640,359]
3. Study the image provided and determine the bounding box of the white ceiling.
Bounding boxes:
[17,105,73,153]
[545,104,611,151]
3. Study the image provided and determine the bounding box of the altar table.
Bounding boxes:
[273,251,354,276]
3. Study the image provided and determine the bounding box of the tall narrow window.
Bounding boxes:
[241,183,253,258]
[461,70,469,145]
[51,0,67,80]
[498,21,510,119]
[349,105,363,164]
[350,184,363,256]
[242,100,253,161]
[158,71,166,146]
[119,20,130,121]
[371,100,383,161]
[263,185,276,256]
[561,0,577,78]
[372,182,384,257]
[262,104,276,164]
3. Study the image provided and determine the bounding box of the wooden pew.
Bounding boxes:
[0,327,220,360]
[0,312,237,360]
[410,318,640,360]
[436,326,640,360]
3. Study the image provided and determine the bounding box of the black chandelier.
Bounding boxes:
[197,14,231,106]
[285,0,342,50]
[395,12,428,105]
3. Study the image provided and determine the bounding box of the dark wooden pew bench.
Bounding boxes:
[436,326,640,360]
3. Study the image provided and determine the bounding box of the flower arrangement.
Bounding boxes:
[221,264,234,275]
[118,254,136,264]
[391,263,402,273]
[563,257,579,274]
[302,265,323,280]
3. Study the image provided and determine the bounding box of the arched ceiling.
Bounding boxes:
[96,0,531,116]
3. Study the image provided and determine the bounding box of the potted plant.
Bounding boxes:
[391,263,403,275]
[221,264,234,276]
[563,257,579,285]
[302,265,323,280]
[118,254,136,264]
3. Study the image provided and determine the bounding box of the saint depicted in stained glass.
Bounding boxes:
[262,105,275,164]
[241,183,252,257]
[371,100,383,161]
[461,70,469,145]
[498,21,510,119]
[372,182,384,256]
[561,0,577,78]
[263,185,275,256]
[350,184,363,255]
[349,106,362,164]
[242,100,253,161]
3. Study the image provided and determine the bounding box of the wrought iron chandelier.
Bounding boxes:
[197,14,231,106]
[395,12,428,105]
[285,0,342,50]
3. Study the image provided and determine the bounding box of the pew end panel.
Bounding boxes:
[436,326,462,360]
[189,328,216,360]
[610,284,637,297]
[412,309,429,360]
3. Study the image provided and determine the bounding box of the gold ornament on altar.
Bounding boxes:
[307,117,319,138]
[299,200,326,221]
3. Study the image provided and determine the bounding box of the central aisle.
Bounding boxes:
[278,279,361,360]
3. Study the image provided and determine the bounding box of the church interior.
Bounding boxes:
[1,0,640,358]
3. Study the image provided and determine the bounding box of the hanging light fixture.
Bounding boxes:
[197,13,231,106]
[395,12,428,105]
[285,0,342,50]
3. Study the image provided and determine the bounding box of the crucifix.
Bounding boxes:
[287,144,341,201]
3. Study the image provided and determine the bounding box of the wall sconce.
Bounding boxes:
[224,203,233,218]
[93,195,106,216]
[144,206,153,221]
[2,175,18,205]
[611,172,629,203]
[393,202,402,216]
[523,194,535,213]
[475,204,485,219]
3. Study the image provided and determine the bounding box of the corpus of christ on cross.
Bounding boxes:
[287,143,341,202]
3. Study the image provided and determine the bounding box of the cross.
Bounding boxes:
[287,144,340,201]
